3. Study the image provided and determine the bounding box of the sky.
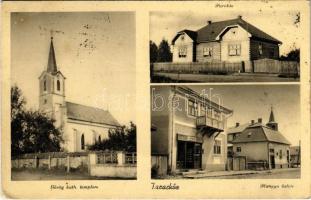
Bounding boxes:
[189,85,300,146]
[11,12,136,125]
[150,6,301,56]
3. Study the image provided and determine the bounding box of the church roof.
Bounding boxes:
[47,37,58,74]
[66,102,120,127]
[231,125,290,145]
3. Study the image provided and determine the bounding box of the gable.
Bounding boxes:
[172,30,197,45]
[217,25,251,41]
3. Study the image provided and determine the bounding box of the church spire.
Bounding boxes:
[268,106,275,122]
[47,37,58,74]
[266,106,278,131]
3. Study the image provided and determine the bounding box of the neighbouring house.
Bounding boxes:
[290,146,301,167]
[39,37,120,152]
[151,86,233,174]
[171,16,282,71]
[227,108,291,170]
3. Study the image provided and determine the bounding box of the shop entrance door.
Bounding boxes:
[177,141,202,169]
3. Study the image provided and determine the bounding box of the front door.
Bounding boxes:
[177,141,202,169]
[270,155,275,169]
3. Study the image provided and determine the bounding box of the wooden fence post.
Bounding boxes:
[67,155,70,173]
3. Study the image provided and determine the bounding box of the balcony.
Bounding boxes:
[196,115,224,135]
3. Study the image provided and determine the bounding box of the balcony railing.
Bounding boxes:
[196,115,224,132]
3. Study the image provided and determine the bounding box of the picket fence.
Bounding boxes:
[152,59,299,76]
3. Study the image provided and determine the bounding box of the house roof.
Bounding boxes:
[227,122,251,134]
[173,17,282,45]
[231,125,290,145]
[66,102,120,127]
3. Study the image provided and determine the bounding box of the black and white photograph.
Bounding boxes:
[151,85,300,179]
[11,12,137,180]
[150,9,301,83]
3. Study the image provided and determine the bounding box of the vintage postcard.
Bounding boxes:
[1,1,310,199]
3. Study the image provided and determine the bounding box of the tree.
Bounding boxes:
[157,39,172,62]
[11,85,25,119]
[88,122,136,152]
[279,48,300,62]
[150,40,158,63]
[11,85,63,156]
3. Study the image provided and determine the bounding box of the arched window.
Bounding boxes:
[43,80,47,91]
[81,134,85,150]
[57,80,60,91]
[98,135,101,143]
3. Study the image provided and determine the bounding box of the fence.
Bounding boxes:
[247,161,269,170]
[11,152,89,171]
[253,59,299,76]
[227,156,247,171]
[12,151,137,178]
[152,59,299,76]
[153,62,242,74]
[97,151,118,164]
[125,152,137,164]
[89,152,136,178]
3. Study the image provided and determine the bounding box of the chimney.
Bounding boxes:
[238,15,242,20]
[235,122,240,127]
[251,120,255,125]
[207,20,212,25]
[258,118,262,123]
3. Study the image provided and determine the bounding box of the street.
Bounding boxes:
[197,168,301,179]
[153,72,299,83]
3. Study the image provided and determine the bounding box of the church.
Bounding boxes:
[38,37,121,152]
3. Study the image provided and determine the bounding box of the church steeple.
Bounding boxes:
[47,37,58,74]
[268,106,275,122]
[39,37,65,128]
[266,106,278,131]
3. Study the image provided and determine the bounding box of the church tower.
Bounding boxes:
[266,106,278,131]
[39,37,66,128]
